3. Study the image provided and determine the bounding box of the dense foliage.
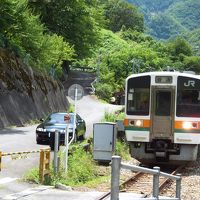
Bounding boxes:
[182,29,200,56]
[0,0,74,77]
[103,0,144,32]
[148,14,186,40]
[29,0,103,59]
[0,0,200,101]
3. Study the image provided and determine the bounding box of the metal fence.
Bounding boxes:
[111,156,181,200]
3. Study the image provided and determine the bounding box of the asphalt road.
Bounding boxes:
[0,95,123,199]
[69,95,123,138]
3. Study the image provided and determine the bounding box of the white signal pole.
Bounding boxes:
[69,85,77,145]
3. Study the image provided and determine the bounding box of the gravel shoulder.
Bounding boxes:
[73,156,200,200]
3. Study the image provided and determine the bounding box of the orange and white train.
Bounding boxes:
[124,71,200,164]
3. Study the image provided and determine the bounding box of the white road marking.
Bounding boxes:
[2,186,53,200]
[0,177,18,185]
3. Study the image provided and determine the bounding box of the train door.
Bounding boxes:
[150,87,175,140]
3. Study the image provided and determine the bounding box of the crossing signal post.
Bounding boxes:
[65,84,83,172]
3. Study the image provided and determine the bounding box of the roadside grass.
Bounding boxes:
[68,104,74,112]
[24,168,40,184]
[116,140,131,160]
[24,144,109,187]
[25,110,129,188]
[102,110,130,160]
[24,138,130,188]
[102,109,124,122]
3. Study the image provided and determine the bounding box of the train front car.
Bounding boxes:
[124,71,200,165]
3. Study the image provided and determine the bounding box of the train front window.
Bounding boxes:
[127,76,150,115]
[155,91,171,116]
[177,76,200,117]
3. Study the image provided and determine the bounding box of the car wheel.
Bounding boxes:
[79,134,85,141]
[36,139,42,144]
[50,141,54,151]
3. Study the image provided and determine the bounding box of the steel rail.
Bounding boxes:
[159,164,185,192]
[96,164,184,200]
[95,172,144,200]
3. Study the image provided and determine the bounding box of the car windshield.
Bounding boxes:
[45,113,75,124]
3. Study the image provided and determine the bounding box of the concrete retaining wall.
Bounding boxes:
[0,49,69,128]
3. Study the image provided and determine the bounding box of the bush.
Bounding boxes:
[102,110,125,122]
[115,140,131,160]
[95,83,113,101]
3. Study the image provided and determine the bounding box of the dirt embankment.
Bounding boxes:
[0,48,69,128]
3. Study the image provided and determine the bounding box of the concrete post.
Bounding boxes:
[111,156,121,200]
[176,174,181,199]
[153,166,160,198]
[0,151,2,171]
[53,131,59,174]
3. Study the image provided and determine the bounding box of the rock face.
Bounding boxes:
[0,48,69,128]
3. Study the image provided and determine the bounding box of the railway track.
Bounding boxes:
[96,164,185,200]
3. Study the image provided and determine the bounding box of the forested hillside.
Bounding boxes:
[127,0,200,54]
[1,0,200,103]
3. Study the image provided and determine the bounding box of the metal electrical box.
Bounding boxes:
[93,122,117,161]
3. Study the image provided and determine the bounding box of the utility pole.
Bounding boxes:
[130,58,142,74]
[96,51,101,83]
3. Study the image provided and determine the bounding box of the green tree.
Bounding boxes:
[29,0,101,59]
[182,28,200,56]
[183,56,200,73]
[80,29,173,101]
[103,0,144,32]
[0,0,74,77]
[167,37,192,61]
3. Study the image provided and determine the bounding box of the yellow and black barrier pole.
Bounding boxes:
[0,148,51,184]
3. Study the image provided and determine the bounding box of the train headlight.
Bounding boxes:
[128,119,143,127]
[135,120,143,127]
[183,122,198,130]
[183,122,192,130]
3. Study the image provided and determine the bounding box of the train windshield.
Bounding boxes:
[177,76,200,117]
[127,76,150,115]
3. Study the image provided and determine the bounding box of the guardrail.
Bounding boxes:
[0,148,50,183]
[111,156,181,200]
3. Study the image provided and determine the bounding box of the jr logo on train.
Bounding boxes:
[124,71,200,164]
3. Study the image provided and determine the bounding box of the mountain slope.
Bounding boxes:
[127,0,200,39]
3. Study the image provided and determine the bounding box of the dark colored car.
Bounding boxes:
[36,112,86,145]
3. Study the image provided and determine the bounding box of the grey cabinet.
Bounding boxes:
[93,122,117,161]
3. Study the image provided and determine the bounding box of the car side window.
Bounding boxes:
[76,114,81,121]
